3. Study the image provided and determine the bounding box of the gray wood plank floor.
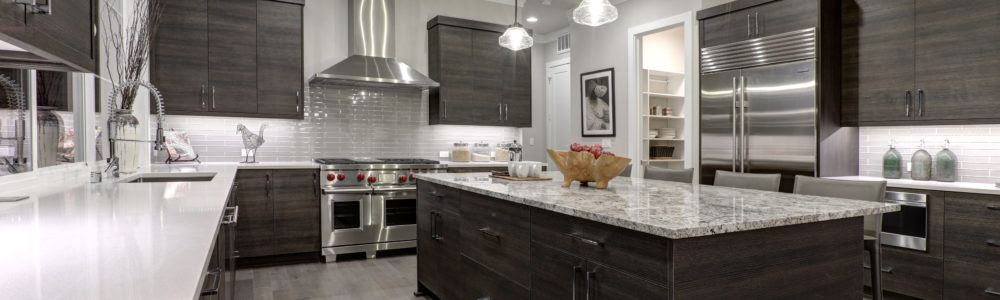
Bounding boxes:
[235,255,421,300]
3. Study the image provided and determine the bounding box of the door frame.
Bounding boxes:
[626,11,698,179]
[545,57,571,165]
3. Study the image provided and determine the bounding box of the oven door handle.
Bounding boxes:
[374,186,417,193]
[885,199,927,208]
[323,187,374,194]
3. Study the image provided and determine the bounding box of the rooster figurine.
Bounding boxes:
[237,123,268,163]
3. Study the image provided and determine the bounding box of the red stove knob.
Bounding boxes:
[337,174,346,181]
[409,173,415,181]
[368,176,377,183]
[357,174,366,181]
[399,175,408,183]
[327,173,336,181]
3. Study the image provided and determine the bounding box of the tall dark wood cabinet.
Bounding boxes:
[842,0,1000,125]
[235,168,320,268]
[0,0,97,73]
[151,0,304,119]
[427,16,532,127]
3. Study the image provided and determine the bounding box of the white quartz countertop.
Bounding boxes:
[826,176,1000,195]
[0,164,238,300]
[415,172,899,239]
[174,161,320,169]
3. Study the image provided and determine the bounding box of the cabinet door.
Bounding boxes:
[841,0,915,125]
[915,0,1000,122]
[461,255,529,300]
[430,26,476,124]
[470,29,504,125]
[0,2,23,28]
[944,260,1000,299]
[417,200,461,300]
[257,0,303,117]
[208,0,257,114]
[23,0,96,72]
[271,169,320,255]
[754,0,817,38]
[587,262,672,300]
[235,170,273,258]
[503,48,532,126]
[530,243,587,300]
[701,11,753,48]
[152,0,209,114]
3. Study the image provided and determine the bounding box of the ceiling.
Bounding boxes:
[487,0,629,36]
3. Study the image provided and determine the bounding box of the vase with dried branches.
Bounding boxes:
[101,0,163,173]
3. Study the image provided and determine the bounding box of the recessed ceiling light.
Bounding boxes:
[526,16,538,23]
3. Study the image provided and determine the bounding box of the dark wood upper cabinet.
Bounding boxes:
[701,13,752,48]
[257,0,303,117]
[151,0,303,119]
[427,16,532,127]
[151,0,209,114]
[700,0,816,48]
[0,0,97,73]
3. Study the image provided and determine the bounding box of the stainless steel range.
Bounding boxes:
[316,157,446,262]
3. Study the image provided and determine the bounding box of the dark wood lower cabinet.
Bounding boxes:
[865,247,943,300]
[236,169,321,268]
[271,169,320,255]
[235,169,273,258]
[944,260,1000,299]
[460,255,529,300]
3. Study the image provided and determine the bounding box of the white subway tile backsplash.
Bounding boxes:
[859,125,1000,183]
[153,84,520,163]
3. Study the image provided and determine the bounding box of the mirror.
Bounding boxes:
[0,69,31,175]
[35,70,77,168]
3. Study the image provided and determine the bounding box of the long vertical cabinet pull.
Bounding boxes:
[211,86,217,110]
[572,264,583,300]
[265,174,271,194]
[739,76,747,173]
[731,77,738,172]
[498,103,503,121]
[313,173,319,197]
[505,104,509,121]
[585,270,596,300]
[296,91,302,113]
[201,84,207,110]
[747,14,752,38]
[754,12,759,37]
[904,90,912,117]
[917,89,924,117]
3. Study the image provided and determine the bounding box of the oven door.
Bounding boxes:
[374,187,417,244]
[322,187,379,248]
[881,191,928,251]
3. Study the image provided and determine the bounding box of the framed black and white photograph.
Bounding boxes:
[580,68,615,137]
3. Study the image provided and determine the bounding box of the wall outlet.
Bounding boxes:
[529,138,534,145]
[906,162,912,172]
[439,151,450,159]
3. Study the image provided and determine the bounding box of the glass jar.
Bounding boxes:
[911,139,932,181]
[451,141,471,162]
[472,141,492,162]
[882,139,902,179]
[933,138,958,182]
[495,143,512,162]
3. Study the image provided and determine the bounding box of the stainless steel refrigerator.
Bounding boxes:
[699,28,857,191]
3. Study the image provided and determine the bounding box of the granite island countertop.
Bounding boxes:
[0,164,238,300]
[415,172,900,239]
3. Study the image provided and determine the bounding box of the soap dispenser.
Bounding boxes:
[882,138,902,179]
[933,138,958,182]
[911,139,932,181]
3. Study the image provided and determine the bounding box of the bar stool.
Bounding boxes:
[713,170,781,192]
[618,164,632,177]
[644,166,694,183]
[792,175,887,300]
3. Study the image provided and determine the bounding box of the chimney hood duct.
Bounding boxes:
[309,0,439,89]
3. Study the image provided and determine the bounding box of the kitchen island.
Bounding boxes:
[414,172,900,299]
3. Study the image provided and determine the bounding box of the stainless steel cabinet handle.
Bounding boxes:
[201,84,207,109]
[313,173,319,197]
[443,99,447,119]
[265,174,271,194]
[296,91,302,113]
[904,90,912,117]
[988,205,1000,210]
[754,12,759,36]
[986,287,1000,297]
[200,268,222,296]
[222,206,239,225]
[566,232,603,247]
[478,227,501,240]
[505,104,509,120]
[585,270,596,300]
[498,103,503,120]
[987,239,1000,247]
[740,76,747,173]
[572,265,583,300]
[429,211,439,240]
[747,14,752,38]
[917,89,924,117]
[233,182,239,206]
[211,86,217,110]
[731,77,738,172]
[862,264,893,274]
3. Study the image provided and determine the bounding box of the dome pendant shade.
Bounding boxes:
[573,0,619,27]
[499,25,533,51]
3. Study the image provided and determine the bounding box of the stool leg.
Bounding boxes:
[866,240,883,300]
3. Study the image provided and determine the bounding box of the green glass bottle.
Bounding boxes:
[911,139,932,181]
[882,138,902,179]
[933,138,958,182]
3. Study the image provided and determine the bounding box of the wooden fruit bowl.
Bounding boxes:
[547,149,632,189]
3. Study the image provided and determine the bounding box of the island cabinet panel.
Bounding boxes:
[416,181,460,215]
[673,217,863,299]
[943,260,1000,299]
[530,207,671,285]
[530,242,587,299]
[460,256,529,300]
[943,192,1000,267]
[416,182,461,300]
[459,192,531,287]
[864,247,943,300]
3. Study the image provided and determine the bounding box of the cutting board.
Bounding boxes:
[488,174,553,181]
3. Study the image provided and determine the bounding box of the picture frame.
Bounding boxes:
[580,68,616,137]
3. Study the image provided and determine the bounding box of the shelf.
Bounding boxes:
[645,69,685,76]
[643,115,684,119]
[643,158,684,163]
[644,138,684,141]
[643,92,684,98]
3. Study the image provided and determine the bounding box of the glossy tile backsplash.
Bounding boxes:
[154,84,519,163]
[859,125,1000,183]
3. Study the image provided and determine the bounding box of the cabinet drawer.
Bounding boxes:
[417,182,460,215]
[530,208,671,285]
[460,192,531,287]
[944,192,1000,267]
[865,247,943,300]
[589,261,672,300]
[944,260,1000,299]
[461,255,529,300]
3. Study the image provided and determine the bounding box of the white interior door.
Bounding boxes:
[546,61,571,166]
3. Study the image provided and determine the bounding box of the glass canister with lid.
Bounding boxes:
[495,142,512,162]
[472,141,492,162]
[451,141,471,162]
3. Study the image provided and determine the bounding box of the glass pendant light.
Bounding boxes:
[499,1,533,51]
[573,0,619,27]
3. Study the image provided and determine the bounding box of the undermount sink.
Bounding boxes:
[124,172,217,183]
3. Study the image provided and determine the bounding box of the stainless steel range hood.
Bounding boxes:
[309,0,439,89]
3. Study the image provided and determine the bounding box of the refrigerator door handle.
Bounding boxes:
[732,76,738,172]
[740,76,747,173]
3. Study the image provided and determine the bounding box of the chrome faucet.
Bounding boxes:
[104,81,167,179]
